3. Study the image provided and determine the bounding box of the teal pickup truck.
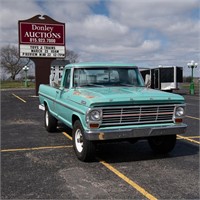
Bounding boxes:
[39,62,187,161]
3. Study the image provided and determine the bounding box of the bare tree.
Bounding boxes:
[65,50,79,63]
[0,45,78,80]
[0,45,30,80]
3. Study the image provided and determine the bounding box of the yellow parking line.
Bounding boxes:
[1,145,73,152]
[186,115,200,120]
[62,132,72,140]
[12,93,26,103]
[98,158,157,200]
[177,135,200,145]
[185,136,200,139]
[177,136,200,140]
[62,131,157,200]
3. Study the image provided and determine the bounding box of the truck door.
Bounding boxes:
[55,69,72,127]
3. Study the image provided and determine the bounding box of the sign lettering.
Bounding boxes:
[20,45,65,58]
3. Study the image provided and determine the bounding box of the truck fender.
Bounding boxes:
[43,101,57,118]
[72,113,86,129]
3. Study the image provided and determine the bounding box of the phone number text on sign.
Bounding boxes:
[29,38,57,43]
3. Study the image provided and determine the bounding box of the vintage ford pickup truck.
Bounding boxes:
[39,62,187,161]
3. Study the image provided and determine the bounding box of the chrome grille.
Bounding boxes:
[101,105,174,127]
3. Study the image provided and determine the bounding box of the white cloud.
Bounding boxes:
[0,0,199,73]
[140,40,161,52]
[41,0,99,21]
[108,0,199,27]
[0,0,43,28]
[105,0,200,67]
[68,15,135,46]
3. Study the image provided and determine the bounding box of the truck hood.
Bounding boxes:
[71,87,185,107]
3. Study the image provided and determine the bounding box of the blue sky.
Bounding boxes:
[0,0,199,76]
[90,0,109,16]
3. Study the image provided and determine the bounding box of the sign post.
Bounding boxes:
[18,15,66,95]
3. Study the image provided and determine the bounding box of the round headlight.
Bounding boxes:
[90,110,101,121]
[175,107,185,117]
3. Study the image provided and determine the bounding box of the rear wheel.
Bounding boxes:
[148,135,177,154]
[44,106,57,132]
[72,120,95,162]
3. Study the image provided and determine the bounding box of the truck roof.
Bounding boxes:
[64,62,138,69]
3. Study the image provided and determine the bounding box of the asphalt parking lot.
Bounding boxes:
[1,89,199,199]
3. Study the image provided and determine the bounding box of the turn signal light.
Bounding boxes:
[175,118,182,123]
[89,123,99,128]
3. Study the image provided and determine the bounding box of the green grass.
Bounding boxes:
[1,80,199,93]
[181,82,199,90]
[0,80,35,89]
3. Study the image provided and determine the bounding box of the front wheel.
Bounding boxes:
[148,135,177,154]
[72,120,96,162]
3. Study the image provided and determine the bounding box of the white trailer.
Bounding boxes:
[140,66,183,92]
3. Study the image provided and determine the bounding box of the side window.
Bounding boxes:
[63,69,71,88]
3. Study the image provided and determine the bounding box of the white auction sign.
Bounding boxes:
[20,45,65,58]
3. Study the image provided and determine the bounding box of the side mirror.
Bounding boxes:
[59,86,66,92]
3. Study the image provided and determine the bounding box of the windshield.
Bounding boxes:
[73,67,145,88]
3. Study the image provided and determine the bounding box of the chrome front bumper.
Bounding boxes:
[84,124,187,141]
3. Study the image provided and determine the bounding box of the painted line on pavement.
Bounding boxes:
[62,131,157,200]
[177,135,200,145]
[98,158,158,200]
[12,93,26,103]
[177,136,200,139]
[184,136,200,139]
[186,115,200,120]
[63,132,72,140]
[1,145,73,152]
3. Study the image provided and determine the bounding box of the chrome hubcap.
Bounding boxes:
[45,111,49,126]
[75,129,83,153]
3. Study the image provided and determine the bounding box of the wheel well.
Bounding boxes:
[44,101,47,108]
[72,115,80,126]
